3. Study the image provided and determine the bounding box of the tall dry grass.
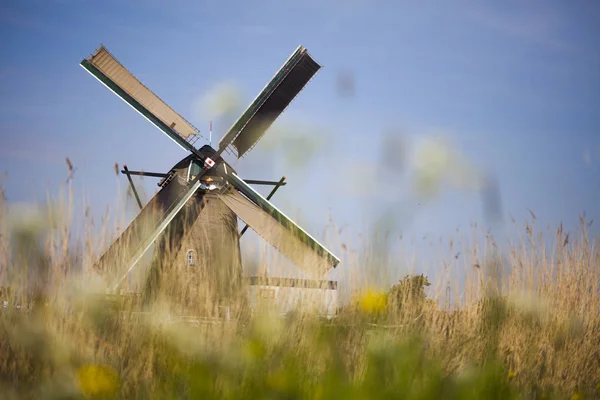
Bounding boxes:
[0,178,599,399]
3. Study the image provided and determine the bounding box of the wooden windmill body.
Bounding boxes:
[141,152,244,316]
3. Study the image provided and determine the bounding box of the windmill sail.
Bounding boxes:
[218,45,322,158]
[96,175,203,292]
[80,45,202,153]
[218,173,339,278]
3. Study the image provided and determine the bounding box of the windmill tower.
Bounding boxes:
[81,45,340,317]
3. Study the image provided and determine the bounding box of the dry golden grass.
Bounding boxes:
[0,178,599,399]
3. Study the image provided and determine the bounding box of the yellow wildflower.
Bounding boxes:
[77,364,119,398]
[507,370,516,379]
[571,392,584,400]
[358,289,387,314]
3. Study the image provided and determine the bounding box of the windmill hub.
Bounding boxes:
[82,44,341,316]
[162,144,234,194]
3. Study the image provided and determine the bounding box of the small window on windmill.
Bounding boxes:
[187,249,196,266]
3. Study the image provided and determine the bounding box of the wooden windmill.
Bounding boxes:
[81,45,340,317]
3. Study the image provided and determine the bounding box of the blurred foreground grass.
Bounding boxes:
[0,183,599,400]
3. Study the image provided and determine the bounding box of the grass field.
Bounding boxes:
[1,182,599,399]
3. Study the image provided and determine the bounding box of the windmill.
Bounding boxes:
[81,45,340,316]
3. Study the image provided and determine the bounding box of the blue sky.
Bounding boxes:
[1,0,599,292]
